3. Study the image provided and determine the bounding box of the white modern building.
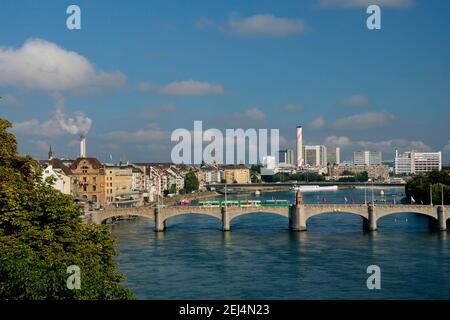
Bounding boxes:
[286,149,295,166]
[303,145,327,167]
[262,156,276,169]
[394,150,442,174]
[327,147,340,165]
[353,151,382,165]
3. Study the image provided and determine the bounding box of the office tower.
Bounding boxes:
[286,149,294,166]
[303,145,327,167]
[327,147,340,165]
[394,150,442,174]
[353,151,382,165]
[279,150,287,164]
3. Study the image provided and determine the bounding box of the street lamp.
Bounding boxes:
[430,184,433,207]
[364,182,367,205]
[224,181,227,207]
[368,178,374,205]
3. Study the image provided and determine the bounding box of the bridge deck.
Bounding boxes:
[86,204,448,227]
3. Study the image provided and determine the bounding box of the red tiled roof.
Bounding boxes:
[69,157,103,170]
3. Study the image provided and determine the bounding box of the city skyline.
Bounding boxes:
[0,0,449,164]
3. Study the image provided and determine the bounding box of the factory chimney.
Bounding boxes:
[296,126,303,167]
[80,135,87,158]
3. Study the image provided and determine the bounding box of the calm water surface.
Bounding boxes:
[112,188,450,299]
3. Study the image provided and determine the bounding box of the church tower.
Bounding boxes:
[48,145,53,160]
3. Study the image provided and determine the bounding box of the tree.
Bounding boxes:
[0,118,133,300]
[184,171,199,193]
[169,183,177,194]
[406,170,450,205]
[250,164,261,174]
[356,171,369,182]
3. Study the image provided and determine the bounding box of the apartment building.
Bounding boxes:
[70,157,106,205]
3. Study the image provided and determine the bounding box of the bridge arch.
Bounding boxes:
[304,210,368,223]
[92,209,153,224]
[162,211,222,223]
[376,210,437,221]
[229,210,289,223]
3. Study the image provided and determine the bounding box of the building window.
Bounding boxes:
[92,195,97,203]
[93,185,97,191]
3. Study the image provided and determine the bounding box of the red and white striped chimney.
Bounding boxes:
[80,135,86,158]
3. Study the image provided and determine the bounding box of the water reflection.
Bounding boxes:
[111,188,450,300]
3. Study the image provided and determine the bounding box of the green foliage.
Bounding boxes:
[184,171,199,193]
[338,171,368,182]
[405,170,450,205]
[261,171,325,183]
[356,171,369,182]
[0,118,133,300]
[169,183,177,194]
[250,164,262,174]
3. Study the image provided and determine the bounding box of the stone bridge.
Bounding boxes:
[85,203,448,232]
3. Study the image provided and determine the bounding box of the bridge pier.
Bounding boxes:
[437,206,447,231]
[363,205,377,231]
[289,205,307,231]
[222,207,230,231]
[154,207,165,232]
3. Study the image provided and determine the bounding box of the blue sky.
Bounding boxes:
[0,0,449,164]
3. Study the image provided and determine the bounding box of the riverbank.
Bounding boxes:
[160,190,221,205]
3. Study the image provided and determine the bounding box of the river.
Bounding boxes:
[111,187,450,299]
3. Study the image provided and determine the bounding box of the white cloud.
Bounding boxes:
[228,13,308,37]
[356,139,432,153]
[334,111,394,130]
[245,107,266,121]
[323,135,433,157]
[13,119,64,137]
[0,38,126,92]
[214,107,266,126]
[324,136,351,147]
[310,116,325,129]
[283,103,303,112]
[0,94,21,107]
[317,0,413,8]
[138,80,224,96]
[341,94,369,107]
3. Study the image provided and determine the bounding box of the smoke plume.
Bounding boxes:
[53,95,92,136]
